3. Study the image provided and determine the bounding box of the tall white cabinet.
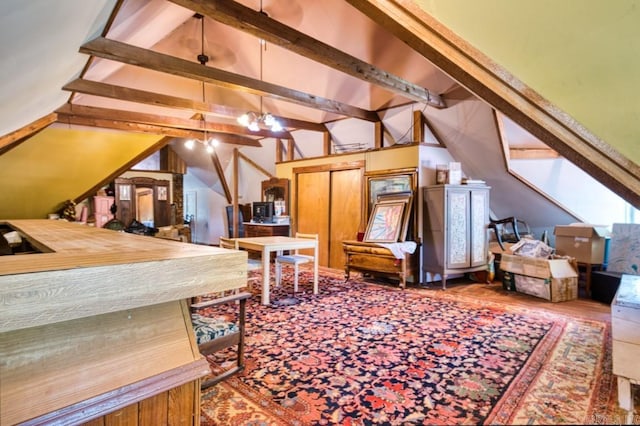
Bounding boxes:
[422,184,490,288]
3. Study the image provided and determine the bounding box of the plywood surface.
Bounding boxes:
[1,300,207,425]
[0,220,247,332]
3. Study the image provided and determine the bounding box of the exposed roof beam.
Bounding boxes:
[62,78,326,133]
[79,37,380,122]
[73,137,176,205]
[509,148,560,159]
[169,0,445,109]
[347,0,640,208]
[56,106,261,147]
[0,113,57,154]
[55,104,271,144]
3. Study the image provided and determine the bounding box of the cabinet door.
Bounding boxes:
[469,188,489,267]
[445,188,470,268]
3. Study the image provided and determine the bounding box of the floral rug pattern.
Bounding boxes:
[199,269,616,425]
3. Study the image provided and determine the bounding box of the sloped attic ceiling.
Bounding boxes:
[0,0,639,220]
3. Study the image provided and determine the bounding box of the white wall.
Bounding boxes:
[512,157,639,227]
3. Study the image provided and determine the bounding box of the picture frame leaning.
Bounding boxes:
[363,201,406,243]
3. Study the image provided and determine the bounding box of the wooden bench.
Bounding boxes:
[343,240,418,288]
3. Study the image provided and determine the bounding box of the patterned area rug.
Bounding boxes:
[199,269,620,425]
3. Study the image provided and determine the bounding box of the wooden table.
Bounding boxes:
[234,236,318,305]
[1,219,246,425]
[611,274,640,421]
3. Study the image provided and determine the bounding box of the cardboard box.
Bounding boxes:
[500,253,578,302]
[554,224,610,264]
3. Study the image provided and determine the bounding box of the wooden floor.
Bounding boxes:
[416,277,612,322]
[351,271,613,323]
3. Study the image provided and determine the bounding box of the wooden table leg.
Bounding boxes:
[262,247,270,305]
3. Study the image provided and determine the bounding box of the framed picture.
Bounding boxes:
[119,184,131,201]
[365,168,418,241]
[157,186,167,201]
[377,192,413,242]
[364,201,406,243]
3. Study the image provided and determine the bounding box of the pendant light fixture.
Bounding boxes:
[185,14,219,153]
[237,3,283,133]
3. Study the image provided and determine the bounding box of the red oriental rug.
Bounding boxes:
[199,269,624,425]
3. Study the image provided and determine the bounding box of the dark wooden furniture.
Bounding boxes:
[190,291,251,389]
[244,222,290,237]
[262,177,290,216]
[343,240,418,288]
[114,176,171,227]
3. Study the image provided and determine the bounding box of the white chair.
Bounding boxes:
[275,233,318,292]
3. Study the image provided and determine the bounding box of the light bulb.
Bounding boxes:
[263,113,275,126]
[237,113,250,126]
[247,120,260,132]
[270,120,283,132]
[210,138,219,147]
[205,144,214,153]
[184,139,195,150]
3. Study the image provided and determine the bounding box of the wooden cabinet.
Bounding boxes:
[114,177,171,228]
[423,184,490,289]
[262,177,290,216]
[93,195,114,228]
[244,222,290,237]
[343,240,418,288]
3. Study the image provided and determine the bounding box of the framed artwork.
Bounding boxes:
[364,201,406,243]
[365,168,418,241]
[377,192,413,242]
[157,186,167,201]
[367,175,412,213]
[119,184,131,201]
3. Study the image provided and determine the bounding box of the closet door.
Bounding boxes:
[329,169,362,269]
[296,171,330,266]
[294,161,364,269]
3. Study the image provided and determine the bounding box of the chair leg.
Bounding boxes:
[294,263,299,293]
[275,260,281,287]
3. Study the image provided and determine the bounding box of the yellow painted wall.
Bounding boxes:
[415,0,640,165]
[0,128,163,219]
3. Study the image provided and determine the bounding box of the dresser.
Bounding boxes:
[93,195,114,228]
[611,274,640,415]
[244,222,290,237]
[422,184,490,289]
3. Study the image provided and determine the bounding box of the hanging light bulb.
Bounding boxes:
[184,139,195,150]
[205,143,214,153]
[270,118,283,132]
[247,119,260,132]
[237,113,251,127]
[210,138,219,147]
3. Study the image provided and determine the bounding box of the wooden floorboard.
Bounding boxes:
[415,278,612,323]
[344,268,613,323]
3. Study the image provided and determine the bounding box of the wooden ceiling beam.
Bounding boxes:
[79,37,380,122]
[509,147,560,159]
[169,0,445,109]
[55,103,289,139]
[0,113,57,154]
[62,78,327,133]
[56,114,261,147]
